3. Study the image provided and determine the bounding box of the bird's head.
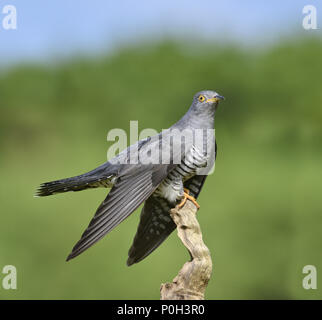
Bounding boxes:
[192,90,225,113]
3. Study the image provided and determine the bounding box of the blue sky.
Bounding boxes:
[0,0,321,66]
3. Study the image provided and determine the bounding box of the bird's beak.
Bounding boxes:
[205,95,225,103]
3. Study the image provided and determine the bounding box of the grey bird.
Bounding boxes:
[35,90,224,265]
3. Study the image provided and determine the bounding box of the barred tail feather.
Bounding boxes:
[35,163,118,197]
[35,176,110,197]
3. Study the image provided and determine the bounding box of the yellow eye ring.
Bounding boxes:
[198,95,205,102]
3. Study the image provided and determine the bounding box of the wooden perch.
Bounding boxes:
[160,199,213,300]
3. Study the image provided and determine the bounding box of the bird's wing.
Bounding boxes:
[184,174,208,198]
[127,174,208,266]
[67,129,190,261]
[127,196,176,266]
[66,163,175,261]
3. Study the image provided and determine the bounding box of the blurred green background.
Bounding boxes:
[1,37,322,299]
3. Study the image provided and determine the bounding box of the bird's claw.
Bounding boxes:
[177,188,200,209]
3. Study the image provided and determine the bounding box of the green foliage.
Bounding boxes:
[1,38,322,299]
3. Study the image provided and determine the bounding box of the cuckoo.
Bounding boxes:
[35,90,225,265]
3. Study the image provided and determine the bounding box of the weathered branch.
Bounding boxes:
[160,199,213,300]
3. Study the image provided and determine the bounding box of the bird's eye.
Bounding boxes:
[198,95,205,102]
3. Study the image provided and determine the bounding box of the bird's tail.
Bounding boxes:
[35,164,116,197]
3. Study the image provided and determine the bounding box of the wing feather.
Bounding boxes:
[127,174,208,266]
[66,164,174,261]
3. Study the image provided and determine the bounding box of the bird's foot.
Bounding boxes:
[177,188,200,209]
